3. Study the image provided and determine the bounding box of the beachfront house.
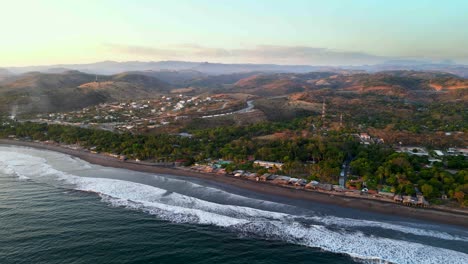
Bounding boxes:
[294,179,308,187]
[259,173,278,181]
[272,176,291,185]
[253,160,284,170]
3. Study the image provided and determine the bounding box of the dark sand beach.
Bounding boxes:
[1,139,467,227]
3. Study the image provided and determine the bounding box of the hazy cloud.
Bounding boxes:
[104,43,389,65]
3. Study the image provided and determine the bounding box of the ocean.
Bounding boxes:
[0,145,467,264]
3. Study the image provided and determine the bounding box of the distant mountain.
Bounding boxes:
[3,70,98,91]
[189,62,324,75]
[5,61,335,75]
[0,68,13,82]
[185,72,262,89]
[231,71,468,97]
[0,71,170,114]
[125,70,207,85]
[6,60,468,77]
[232,72,334,96]
[336,71,468,93]
[45,67,74,74]
[346,63,468,78]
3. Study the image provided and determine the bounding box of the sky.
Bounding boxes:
[1,0,468,66]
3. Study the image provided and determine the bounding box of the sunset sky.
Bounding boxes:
[2,0,467,66]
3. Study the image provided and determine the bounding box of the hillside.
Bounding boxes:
[229,71,468,97]
[0,71,171,114]
[0,68,15,82]
[185,72,260,89]
[232,72,334,96]
[5,60,331,75]
[124,70,206,85]
[78,73,171,99]
[1,69,466,116]
[2,70,99,91]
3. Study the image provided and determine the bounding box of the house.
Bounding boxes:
[244,173,258,181]
[233,170,244,177]
[316,183,333,191]
[333,185,345,192]
[393,194,403,202]
[294,179,308,187]
[253,160,284,169]
[402,196,418,206]
[447,148,468,157]
[216,168,227,175]
[359,133,371,141]
[378,191,394,198]
[259,173,271,181]
[260,173,278,181]
[417,195,429,207]
[305,181,319,189]
[396,146,429,156]
[288,178,300,185]
[272,176,291,185]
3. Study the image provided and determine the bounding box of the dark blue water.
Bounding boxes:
[0,175,354,264]
[0,146,467,264]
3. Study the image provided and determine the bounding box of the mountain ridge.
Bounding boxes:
[6,60,468,77]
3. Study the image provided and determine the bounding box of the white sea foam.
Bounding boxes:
[0,147,467,264]
[305,215,468,242]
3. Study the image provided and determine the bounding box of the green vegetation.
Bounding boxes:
[349,149,467,205]
[1,118,466,206]
[1,70,467,207]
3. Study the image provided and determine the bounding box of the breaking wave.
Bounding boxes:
[0,146,467,264]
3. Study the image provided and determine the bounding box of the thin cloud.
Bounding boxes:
[104,43,390,65]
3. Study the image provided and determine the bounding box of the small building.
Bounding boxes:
[378,191,394,198]
[233,170,244,177]
[253,160,284,169]
[305,181,320,189]
[244,172,258,181]
[216,168,227,175]
[288,178,300,185]
[359,133,371,141]
[417,195,429,207]
[260,173,278,181]
[272,176,291,185]
[447,148,468,157]
[333,185,345,192]
[393,194,403,202]
[294,179,308,187]
[317,183,333,191]
[402,196,418,206]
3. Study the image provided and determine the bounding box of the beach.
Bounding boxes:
[1,139,467,228]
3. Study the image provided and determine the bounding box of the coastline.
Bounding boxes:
[1,139,467,228]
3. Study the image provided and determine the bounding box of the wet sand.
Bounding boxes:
[1,139,467,227]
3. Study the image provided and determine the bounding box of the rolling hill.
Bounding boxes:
[1,69,466,116]
[230,71,468,97]
[0,71,171,114]
[0,68,14,82]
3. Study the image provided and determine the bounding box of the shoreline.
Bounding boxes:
[1,139,467,228]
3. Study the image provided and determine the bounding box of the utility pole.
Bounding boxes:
[321,98,327,129]
[322,98,326,120]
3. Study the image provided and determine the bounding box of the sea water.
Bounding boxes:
[0,146,467,264]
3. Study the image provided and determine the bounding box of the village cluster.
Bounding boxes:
[189,144,468,207]
[33,95,243,132]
